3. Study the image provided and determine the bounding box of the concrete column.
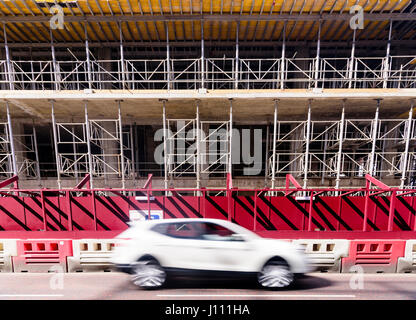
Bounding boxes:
[369,100,380,176]
[271,100,278,189]
[0,48,7,90]
[10,121,25,176]
[400,103,414,189]
[196,100,201,190]
[162,100,168,193]
[290,123,304,175]
[118,101,126,189]
[200,121,209,183]
[84,101,93,189]
[97,47,112,89]
[303,101,312,189]
[335,103,345,191]
[51,100,62,189]
[292,46,310,89]
[98,120,120,185]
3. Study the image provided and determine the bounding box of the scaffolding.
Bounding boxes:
[0,122,14,178]
[13,127,40,180]
[267,102,416,189]
[2,55,416,91]
[0,104,40,180]
[0,2,415,191]
[50,101,133,189]
[163,101,232,189]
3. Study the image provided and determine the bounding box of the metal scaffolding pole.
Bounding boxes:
[348,29,356,89]
[84,101,94,189]
[196,100,201,190]
[3,24,13,90]
[228,99,233,176]
[383,20,393,89]
[314,21,321,89]
[118,100,126,189]
[335,101,346,191]
[280,22,286,90]
[119,22,126,89]
[84,23,92,90]
[303,100,312,189]
[369,100,381,176]
[50,29,59,91]
[201,21,205,89]
[162,99,168,194]
[271,99,278,190]
[321,126,328,185]
[50,100,61,189]
[130,124,136,187]
[71,123,79,183]
[400,101,414,189]
[6,102,17,177]
[166,23,171,90]
[234,22,239,90]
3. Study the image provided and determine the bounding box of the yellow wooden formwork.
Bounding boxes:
[0,0,409,43]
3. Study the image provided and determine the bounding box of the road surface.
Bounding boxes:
[0,272,415,300]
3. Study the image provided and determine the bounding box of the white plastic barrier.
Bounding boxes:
[67,239,117,272]
[397,240,416,273]
[293,239,350,272]
[0,239,17,272]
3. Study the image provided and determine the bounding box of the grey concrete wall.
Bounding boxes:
[16,175,402,190]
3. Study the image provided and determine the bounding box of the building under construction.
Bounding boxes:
[0,0,415,191]
[0,0,413,234]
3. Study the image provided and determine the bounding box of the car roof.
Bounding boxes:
[131,218,231,226]
[128,218,239,229]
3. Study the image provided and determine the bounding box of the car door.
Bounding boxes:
[151,221,216,270]
[196,222,255,272]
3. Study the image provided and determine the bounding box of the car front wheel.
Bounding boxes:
[257,259,294,289]
[131,259,167,289]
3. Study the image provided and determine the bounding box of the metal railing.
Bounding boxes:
[1,55,415,90]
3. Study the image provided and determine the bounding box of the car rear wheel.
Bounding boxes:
[257,259,294,289]
[131,259,166,289]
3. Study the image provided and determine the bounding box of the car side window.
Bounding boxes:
[198,222,245,242]
[151,222,201,239]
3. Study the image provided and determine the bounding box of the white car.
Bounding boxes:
[111,218,313,289]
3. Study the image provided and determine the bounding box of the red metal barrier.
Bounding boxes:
[0,192,415,233]
[12,239,73,272]
[0,174,415,234]
[341,240,406,273]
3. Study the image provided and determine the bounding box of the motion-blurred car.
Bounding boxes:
[111,218,313,289]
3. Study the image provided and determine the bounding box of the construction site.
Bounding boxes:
[0,0,414,193]
[0,0,413,244]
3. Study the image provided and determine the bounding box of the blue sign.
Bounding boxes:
[145,214,161,220]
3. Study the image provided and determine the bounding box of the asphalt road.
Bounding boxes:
[0,272,415,300]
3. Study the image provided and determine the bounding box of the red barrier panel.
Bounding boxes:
[0,192,415,232]
[0,231,122,239]
[0,230,415,240]
[12,239,73,272]
[341,240,406,273]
